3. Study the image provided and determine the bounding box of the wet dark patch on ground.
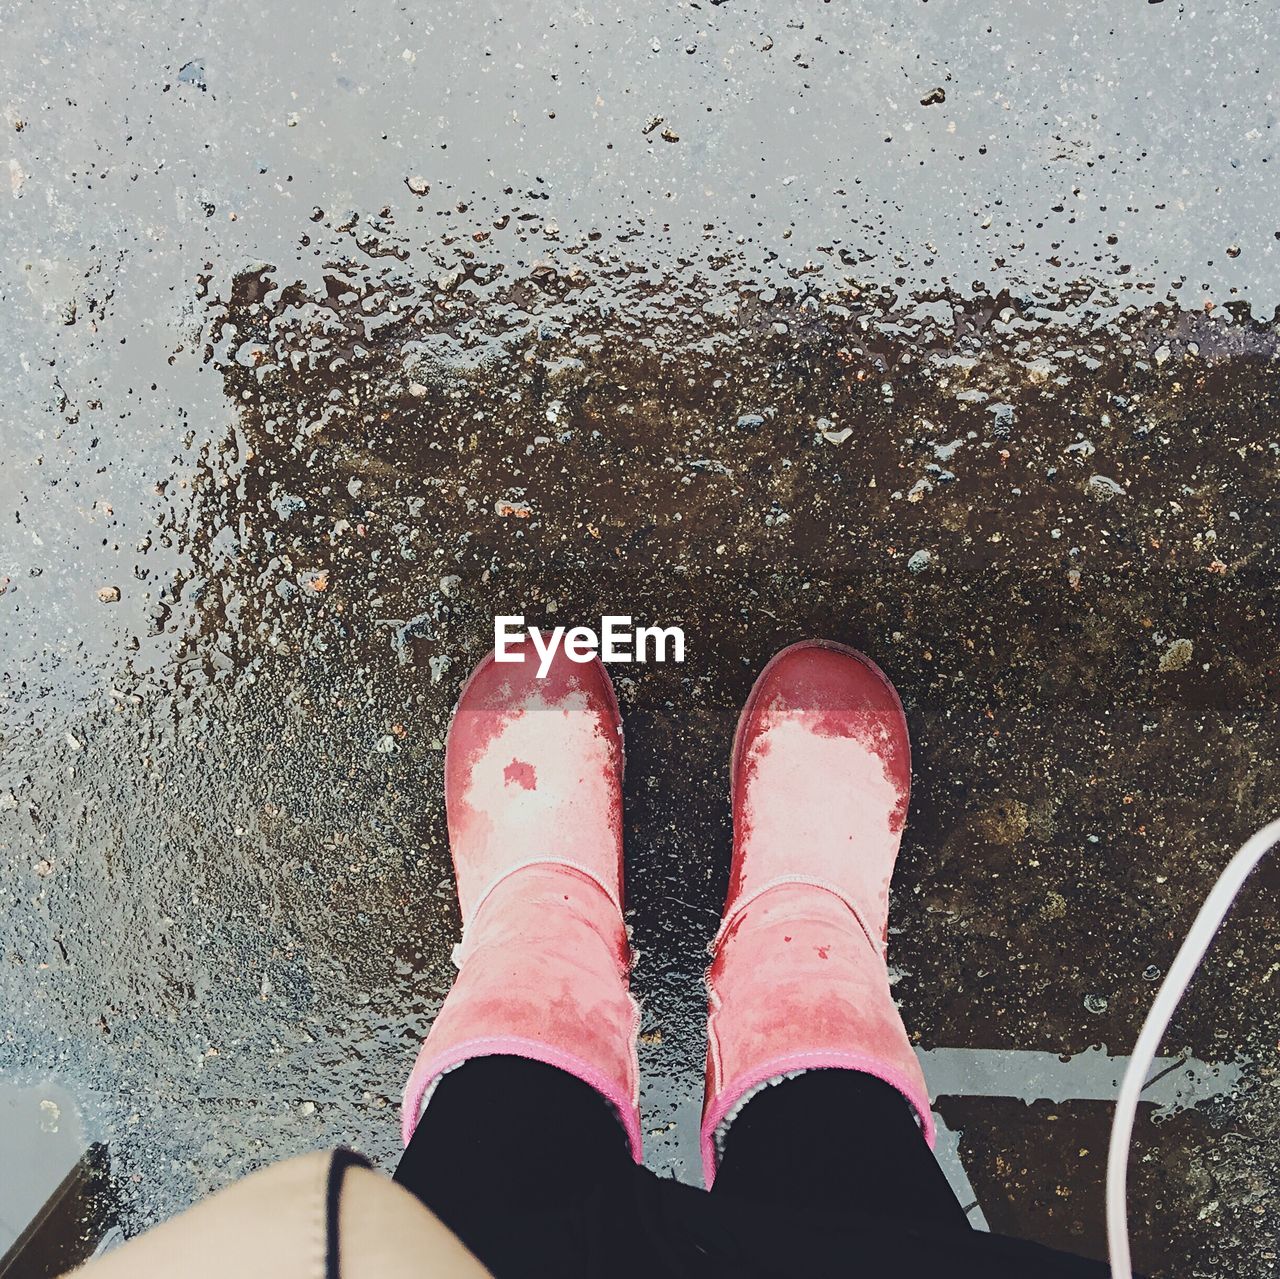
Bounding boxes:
[8,246,1279,1271]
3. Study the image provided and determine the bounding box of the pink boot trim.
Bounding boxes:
[400,865,642,1161]
[700,886,934,1187]
[700,1052,936,1189]
[401,1034,644,1160]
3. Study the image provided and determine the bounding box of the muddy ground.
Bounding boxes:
[2,3,1279,1274]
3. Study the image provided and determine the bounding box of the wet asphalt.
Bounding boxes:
[1,3,1278,1274]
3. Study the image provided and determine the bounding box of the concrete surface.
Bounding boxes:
[2,2,1278,1273]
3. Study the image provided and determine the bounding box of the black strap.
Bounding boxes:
[324,1148,374,1279]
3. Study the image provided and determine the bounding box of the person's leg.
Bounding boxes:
[711,1068,970,1230]
[394,1055,638,1275]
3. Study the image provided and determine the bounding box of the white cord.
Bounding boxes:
[1106,815,1280,1279]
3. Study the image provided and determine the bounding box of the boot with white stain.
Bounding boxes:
[401,639,641,1160]
[701,640,934,1186]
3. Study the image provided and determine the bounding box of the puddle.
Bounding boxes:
[921,1045,1245,1119]
[0,1080,116,1273]
[0,1080,88,1253]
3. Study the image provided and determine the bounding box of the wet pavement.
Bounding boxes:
[2,2,1279,1273]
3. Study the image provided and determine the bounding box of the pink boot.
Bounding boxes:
[701,640,935,1186]
[401,641,642,1160]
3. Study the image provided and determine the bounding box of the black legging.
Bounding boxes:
[394,1056,1114,1278]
